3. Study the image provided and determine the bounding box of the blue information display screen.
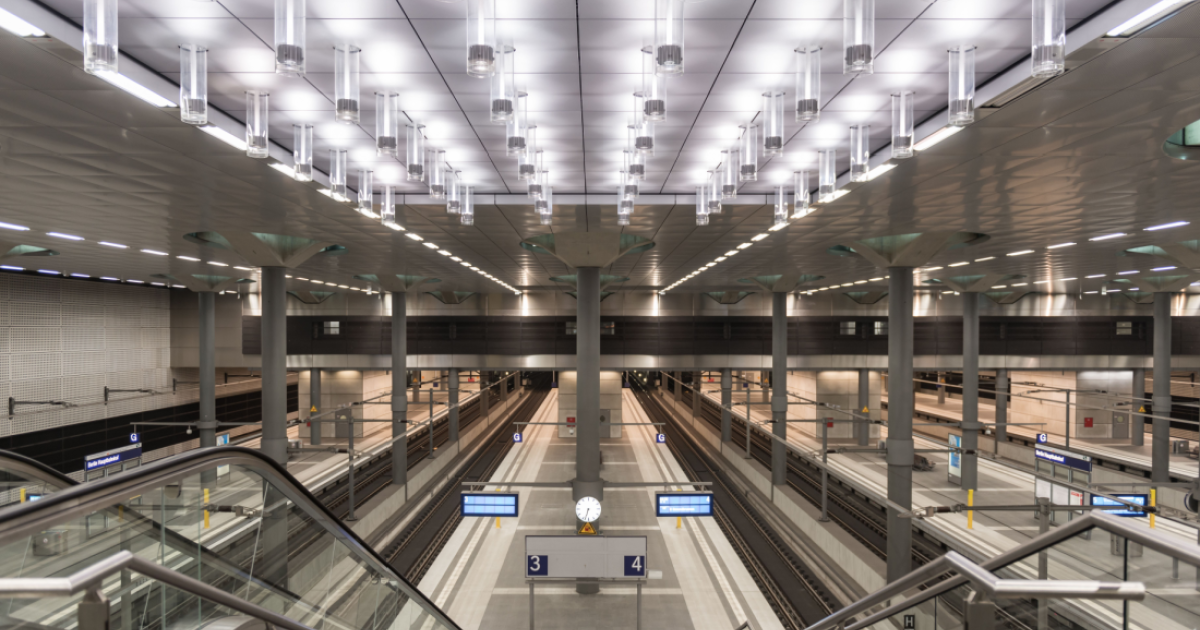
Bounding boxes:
[655,493,714,517]
[1090,494,1148,517]
[461,493,519,517]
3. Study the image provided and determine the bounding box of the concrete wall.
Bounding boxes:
[1009,371,1075,438]
[1075,370,1134,439]
[556,370,623,438]
[788,371,882,441]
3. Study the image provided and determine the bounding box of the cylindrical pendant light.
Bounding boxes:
[739,124,758,182]
[795,46,821,122]
[506,92,528,157]
[293,124,313,182]
[466,0,496,78]
[406,124,425,182]
[330,149,348,199]
[793,171,810,217]
[447,170,462,213]
[180,45,207,125]
[245,91,269,159]
[843,0,874,75]
[707,171,722,214]
[460,186,475,225]
[892,91,915,159]
[528,167,546,200]
[773,186,788,227]
[274,0,306,76]
[429,149,447,199]
[632,97,655,156]
[381,185,397,227]
[624,149,645,182]
[654,0,685,75]
[84,0,118,75]
[357,169,374,216]
[617,197,632,226]
[536,179,553,215]
[721,149,738,199]
[695,186,709,226]
[948,46,976,127]
[376,91,399,156]
[334,44,361,124]
[642,46,667,121]
[621,171,639,202]
[520,130,540,181]
[1032,0,1065,78]
[818,149,836,201]
[849,124,869,182]
[491,45,516,123]
[762,91,785,156]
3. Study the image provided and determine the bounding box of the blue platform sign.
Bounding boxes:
[84,444,142,471]
[623,555,646,577]
[1037,433,1049,444]
[1035,445,1092,472]
[129,432,139,443]
[948,434,962,479]
[655,433,666,444]
[1091,494,1149,517]
[656,493,714,517]
[513,432,523,443]
[527,555,548,576]
[461,493,519,517]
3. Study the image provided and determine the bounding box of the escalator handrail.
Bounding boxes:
[0,445,463,630]
[0,449,78,489]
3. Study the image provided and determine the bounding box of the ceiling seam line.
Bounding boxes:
[574,0,589,226]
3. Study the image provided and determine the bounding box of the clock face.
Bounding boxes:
[575,496,602,523]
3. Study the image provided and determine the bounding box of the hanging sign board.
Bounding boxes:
[655,493,713,517]
[461,493,519,517]
[525,536,647,579]
[1091,494,1148,517]
[1034,445,1092,472]
[85,444,142,471]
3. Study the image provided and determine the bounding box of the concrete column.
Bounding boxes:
[937,372,946,404]
[761,370,770,403]
[1132,367,1146,446]
[995,369,1008,446]
[412,368,420,403]
[721,368,732,442]
[1152,293,1172,482]
[961,292,980,491]
[502,372,509,403]
[260,266,288,465]
[574,267,603,502]
[692,371,702,418]
[448,369,459,442]
[857,368,870,446]
[198,292,217,450]
[886,268,915,582]
[675,371,682,404]
[480,370,490,420]
[771,292,788,487]
[391,292,407,486]
[310,368,322,446]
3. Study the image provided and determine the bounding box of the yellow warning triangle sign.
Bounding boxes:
[1138,406,1145,413]
[311,405,318,413]
[862,406,870,413]
[578,522,597,535]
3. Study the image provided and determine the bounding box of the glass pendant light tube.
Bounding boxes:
[506,92,528,157]
[460,186,475,226]
[406,124,425,182]
[623,150,645,182]
[293,124,313,182]
[948,46,976,127]
[1032,0,1065,78]
[793,171,811,217]
[795,46,821,122]
[447,170,462,213]
[818,149,836,201]
[357,169,374,216]
[849,124,869,182]
[707,171,722,214]
[632,97,655,156]
[695,186,709,226]
[274,0,306,77]
[739,124,758,182]
[539,185,555,220]
[330,149,348,199]
[642,47,668,121]
[892,91,915,159]
[528,167,546,200]
[617,199,632,227]
[491,45,515,122]
[519,129,539,181]
[334,44,361,124]
[762,92,785,156]
[375,91,399,156]
[381,185,397,227]
[654,0,685,75]
[465,0,496,78]
[721,149,738,199]
[621,171,639,201]
[773,186,789,227]
[84,0,118,75]
[428,150,446,199]
[245,91,269,159]
[179,45,207,125]
[843,0,874,75]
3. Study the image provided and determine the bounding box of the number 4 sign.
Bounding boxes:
[624,555,645,577]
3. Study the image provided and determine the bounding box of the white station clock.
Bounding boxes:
[575,496,601,523]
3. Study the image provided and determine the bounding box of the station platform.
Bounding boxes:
[417,388,784,630]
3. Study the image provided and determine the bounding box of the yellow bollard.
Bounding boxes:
[1149,489,1156,529]
[676,516,681,529]
[203,488,210,529]
[967,489,974,530]
[19,488,25,503]
[496,516,501,529]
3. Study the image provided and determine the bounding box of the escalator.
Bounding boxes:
[0,447,461,630]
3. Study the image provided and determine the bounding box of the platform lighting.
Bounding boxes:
[721,149,738,199]
[1006,250,1034,256]
[623,149,645,183]
[177,255,199,261]
[617,203,632,227]
[270,162,294,177]
[975,256,995,262]
[949,261,969,267]
[654,0,685,75]
[245,91,269,158]
[294,124,313,181]
[0,8,44,37]
[633,95,655,156]
[406,233,423,242]
[1145,221,1189,231]
[948,46,976,126]
[275,0,306,76]
[818,149,836,201]
[891,91,914,158]
[179,45,208,125]
[1089,233,1126,241]
[1086,274,1106,278]
[849,125,870,182]
[843,0,874,74]
[48,232,83,241]
[491,44,516,122]
[751,233,769,242]
[528,166,546,200]
[446,170,462,213]
[376,92,400,156]
[913,125,963,151]
[201,125,247,151]
[762,92,785,156]
[464,0,497,76]
[535,176,552,214]
[461,186,475,225]
[0,222,28,232]
[739,124,758,182]
[429,150,447,199]
[506,92,529,157]
[642,47,668,120]
[621,171,639,201]
[793,171,811,216]
[84,0,118,74]
[407,124,425,182]
[100,242,127,249]
[773,186,788,227]
[707,171,723,214]
[795,46,821,122]
[1032,0,1066,78]
[357,170,375,217]
[1047,242,1075,249]
[725,250,737,256]
[519,127,539,180]
[1117,270,1139,275]
[329,149,348,199]
[333,45,361,123]
[423,242,438,249]
[695,186,710,226]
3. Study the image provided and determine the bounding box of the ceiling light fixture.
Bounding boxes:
[948,45,977,126]
[96,72,177,108]
[0,7,45,36]
[1047,242,1076,249]
[1152,266,1178,271]
[269,162,295,177]
[177,255,200,261]
[0,266,23,271]
[406,233,424,242]
[769,221,788,232]
[1145,221,1189,231]
[234,266,254,271]
[99,241,127,249]
[422,242,438,249]
[201,125,248,151]
[1117,270,1139,275]
[751,233,769,242]
[126,279,144,284]
[37,269,59,275]
[913,125,963,151]
[1089,233,1126,241]
[864,163,896,181]
[974,257,995,262]
[1033,0,1067,76]
[925,266,943,271]
[70,273,90,278]
[949,262,968,267]
[1106,0,1195,37]
[141,249,168,256]
[100,276,118,281]
[1006,250,1034,256]
[1060,278,1077,281]
[737,243,752,250]
[1086,274,1106,278]
[208,261,229,267]
[48,232,84,241]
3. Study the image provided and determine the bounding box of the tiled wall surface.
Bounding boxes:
[557,371,624,437]
[1010,371,1076,438]
[787,371,881,440]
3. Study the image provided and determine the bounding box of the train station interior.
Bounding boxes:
[1,0,1200,629]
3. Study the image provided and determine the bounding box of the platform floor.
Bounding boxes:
[417,389,784,630]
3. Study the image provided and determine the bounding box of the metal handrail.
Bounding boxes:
[0,449,77,490]
[804,511,1192,630]
[0,550,317,630]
